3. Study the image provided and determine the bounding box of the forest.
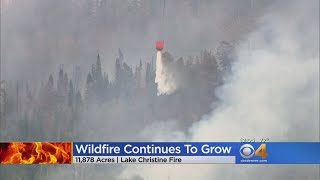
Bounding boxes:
[0,41,234,142]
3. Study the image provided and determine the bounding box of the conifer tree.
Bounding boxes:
[68,80,74,107]
[85,73,94,104]
[96,54,102,80]
[47,74,54,89]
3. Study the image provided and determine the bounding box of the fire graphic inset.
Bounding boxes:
[0,142,72,164]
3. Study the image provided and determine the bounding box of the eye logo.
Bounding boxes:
[239,144,268,159]
[239,144,255,159]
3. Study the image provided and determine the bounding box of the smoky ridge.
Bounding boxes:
[0,0,318,180]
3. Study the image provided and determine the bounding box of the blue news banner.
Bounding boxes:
[72,142,320,164]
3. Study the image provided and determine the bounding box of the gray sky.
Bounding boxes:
[1,0,271,82]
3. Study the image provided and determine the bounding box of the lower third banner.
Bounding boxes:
[0,142,319,164]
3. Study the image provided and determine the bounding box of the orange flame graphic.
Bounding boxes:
[0,142,72,164]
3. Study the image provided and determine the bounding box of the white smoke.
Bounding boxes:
[26,0,318,179]
[155,51,178,95]
[120,0,319,179]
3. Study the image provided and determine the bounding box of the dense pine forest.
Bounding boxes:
[0,42,234,142]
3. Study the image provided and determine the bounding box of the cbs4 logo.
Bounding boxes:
[240,144,268,159]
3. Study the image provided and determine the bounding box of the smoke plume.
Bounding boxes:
[120,0,319,179]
